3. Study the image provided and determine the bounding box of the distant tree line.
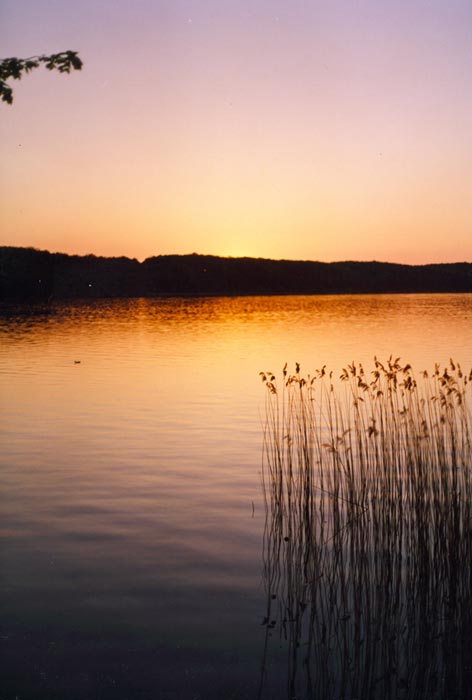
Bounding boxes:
[1,246,471,304]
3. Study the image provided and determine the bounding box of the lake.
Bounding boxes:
[1,293,471,699]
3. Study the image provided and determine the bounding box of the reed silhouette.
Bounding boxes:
[259,359,472,700]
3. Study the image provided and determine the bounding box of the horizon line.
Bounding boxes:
[2,245,471,268]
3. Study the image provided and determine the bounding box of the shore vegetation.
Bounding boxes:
[260,359,472,699]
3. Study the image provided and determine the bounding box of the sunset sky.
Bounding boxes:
[1,0,471,263]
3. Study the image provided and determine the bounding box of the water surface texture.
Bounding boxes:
[1,294,471,699]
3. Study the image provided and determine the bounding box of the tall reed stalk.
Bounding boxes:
[259,359,472,700]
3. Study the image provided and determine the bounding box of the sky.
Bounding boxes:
[1,0,471,263]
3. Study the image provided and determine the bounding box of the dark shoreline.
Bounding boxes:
[1,246,471,302]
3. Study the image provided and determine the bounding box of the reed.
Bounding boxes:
[259,359,472,700]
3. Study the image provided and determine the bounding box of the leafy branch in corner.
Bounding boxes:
[0,51,83,104]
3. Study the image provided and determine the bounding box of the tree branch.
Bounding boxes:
[0,51,83,104]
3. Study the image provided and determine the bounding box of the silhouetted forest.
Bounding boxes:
[1,246,471,303]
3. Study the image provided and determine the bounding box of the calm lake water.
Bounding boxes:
[1,293,471,699]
